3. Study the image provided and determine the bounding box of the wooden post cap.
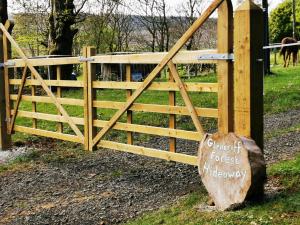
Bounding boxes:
[198,133,266,210]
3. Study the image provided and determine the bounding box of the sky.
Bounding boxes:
[162,0,284,14]
[8,0,285,15]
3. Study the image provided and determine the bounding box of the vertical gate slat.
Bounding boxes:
[56,66,63,133]
[126,65,133,145]
[31,74,37,129]
[168,68,176,152]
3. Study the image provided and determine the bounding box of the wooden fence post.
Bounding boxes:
[87,46,97,151]
[217,0,234,134]
[234,0,264,150]
[0,21,13,150]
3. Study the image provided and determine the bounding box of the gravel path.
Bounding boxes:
[0,109,299,225]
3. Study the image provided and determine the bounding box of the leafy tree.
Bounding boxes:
[269,0,300,43]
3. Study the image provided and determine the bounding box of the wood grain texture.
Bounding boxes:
[234,0,264,150]
[217,0,234,134]
[198,133,266,210]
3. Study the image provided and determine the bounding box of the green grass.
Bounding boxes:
[125,155,300,225]
[264,65,300,114]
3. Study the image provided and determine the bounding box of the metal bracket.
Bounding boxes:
[0,60,16,68]
[79,57,95,62]
[198,53,234,61]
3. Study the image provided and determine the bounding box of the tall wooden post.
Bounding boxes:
[234,0,264,150]
[86,46,97,151]
[0,21,13,150]
[217,0,234,134]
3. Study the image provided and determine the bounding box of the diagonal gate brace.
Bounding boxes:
[0,23,84,141]
[91,0,224,147]
[167,61,204,136]
[9,66,28,134]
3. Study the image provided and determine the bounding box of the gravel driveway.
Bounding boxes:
[0,109,299,225]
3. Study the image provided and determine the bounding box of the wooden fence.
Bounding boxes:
[0,0,264,166]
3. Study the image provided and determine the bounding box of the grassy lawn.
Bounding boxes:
[264,65,300,114]
[125,155,300,225]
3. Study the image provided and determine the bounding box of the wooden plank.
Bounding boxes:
[14,125,83,143]
[92,81,218,92]
[0,24,84,140]
[9,66,28,134]
[94,120,201,141]
[92,50,217,65]
[98,140,198,166]
[126,65,133,145]
[56,66,63,133]
[93,101,218,118]
[14,110,84,125]
[234,1,264,150]
[168,68,176,152]
[13,110,201,141]
[168,61,204,135]
[10,95,84,106]
[217,0,234,134]
[82,47,89,150]
[9,79,84,87]
[87,47,97,151]
[91,0,224,147]
[7,57,81,68]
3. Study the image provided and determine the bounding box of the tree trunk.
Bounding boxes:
[49,0,79,80]
[0,0,8,24]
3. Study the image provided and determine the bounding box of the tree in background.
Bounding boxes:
[175,0,204,50]
[270,0,300,43]
[0,0,8,24]
[48,0,87,79]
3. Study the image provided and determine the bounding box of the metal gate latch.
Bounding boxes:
[79,57,95,62]
[197,53,234,61]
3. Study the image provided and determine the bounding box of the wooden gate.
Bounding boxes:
[0,0,264,166]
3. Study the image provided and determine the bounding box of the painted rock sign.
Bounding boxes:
[198,133,266,210]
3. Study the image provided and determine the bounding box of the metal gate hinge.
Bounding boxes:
[79,57,95,62]
[0,61,15,67]
[197,53,234,61]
